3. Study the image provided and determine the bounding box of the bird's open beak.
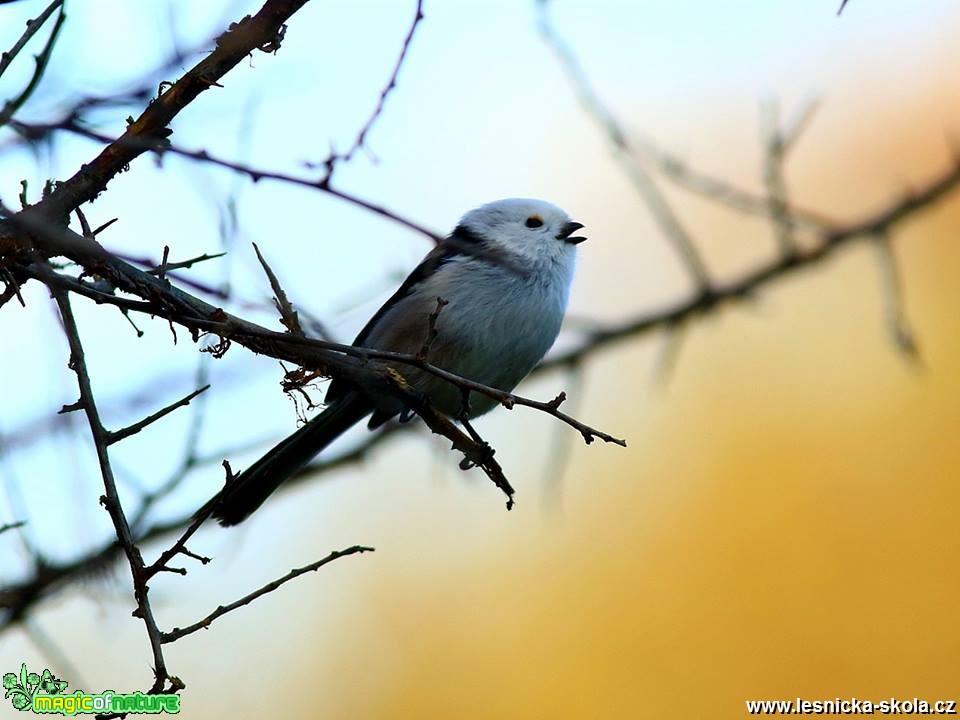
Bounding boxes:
[558,221,587,244]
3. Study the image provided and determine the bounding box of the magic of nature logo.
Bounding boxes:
[4,664,180,715]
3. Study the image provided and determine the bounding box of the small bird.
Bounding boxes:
[201,198,586,526]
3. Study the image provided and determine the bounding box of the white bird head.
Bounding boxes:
[454,198,586,264]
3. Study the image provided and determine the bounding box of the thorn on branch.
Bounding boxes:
[252,242,304,337]
[157,245,171,282]
[57,400,82,415]
[92,217,119,236]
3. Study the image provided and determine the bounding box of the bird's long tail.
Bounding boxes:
[198,392,371,526]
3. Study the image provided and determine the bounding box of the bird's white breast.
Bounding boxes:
[396,248,575,416]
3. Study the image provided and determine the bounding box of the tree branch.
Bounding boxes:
[107,385,210,445]
[0,0,62,80]
[51,288,175,694]
[329,0,424,169]
[32,0,315,222]
[540,156,960,371]
[161,546,374,643]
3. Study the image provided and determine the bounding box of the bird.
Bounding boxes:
[199,198,586,526]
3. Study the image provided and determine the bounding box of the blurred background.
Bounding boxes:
[1,0,959,717]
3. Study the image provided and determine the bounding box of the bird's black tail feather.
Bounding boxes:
[198,393,371,526]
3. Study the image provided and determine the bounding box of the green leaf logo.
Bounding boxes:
[3,664,69,712]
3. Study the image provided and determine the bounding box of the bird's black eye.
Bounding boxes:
[525,215,544,229]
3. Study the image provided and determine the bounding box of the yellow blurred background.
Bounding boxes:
[314,157,960,718]
[193,25,960,718]
[309,36,960,720]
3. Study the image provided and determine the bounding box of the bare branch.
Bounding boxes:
[0,0,63,81]
[14,120,443,243]
[540,157,960,372]
[416,296,448,362]
[0,2,66,128]
[32,0,316,222]
[537,5,835,233]
[0,266,25,307]
[0,425,398,630]
[107,385,211,445]
[650,320,688,388]
[0,520,25,535]
[145,251,226,275]
[161,546,374,642]
[332,0,424,167]
[537,2,710,292]
[51,288,174,694]
[761,99,797,258]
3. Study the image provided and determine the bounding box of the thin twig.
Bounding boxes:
[872,230,919,359]
[761,98,797,258]
[539,156,960,371]
[18,120,443,243]
[161,546,374,642]
[128,360,212,535]
[0,425,398,630]
[537,4,834,233]
[416,296,448,361]
[0,520,25,535]
[537,1,711,292]
[332,0,424,167]
[0,267,25,307]
[0,0,63,80]
[107,385,210,445]
[30,0,315,221]
[650,319,688,388]
[252,242,304,336]
[0,1,66,128]
[146,251,226,274]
